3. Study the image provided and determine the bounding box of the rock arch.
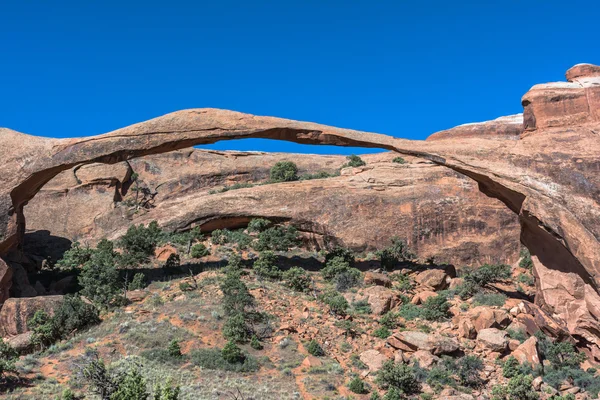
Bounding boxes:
[0,64,599,353]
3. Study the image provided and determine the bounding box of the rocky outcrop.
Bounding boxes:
[0,295,63,337]
[0,64,599,355]
[23,151,520,265]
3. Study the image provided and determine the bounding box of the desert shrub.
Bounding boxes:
[306,340,325,357]
[60,389,76,400]
[79,240,121,307]
[118,221,162,266]
[29,295,100,348]
[507,328,527,343]
[223,253,244,274]
[282,267,311,292]
[457,280,479,300]
[222,341,245,363]
[344,154,366,168]
[82,356,121,399]
[223,312,252,343]
[380,312,399,329]
[190,243,209,258]
[321,256,361,285]
[352,299,372,314]
[458,263,512,300]
[253,226,299,251]
[425,363,455,391]
[335,320,362,338]
[164,253,180,269]
[253,250,282,280]
[324,247,356,267]
[502,356,522,379]
[373,327,391,339]
[382,387,403,400]
[335,271,361,292]
[211,229,229,245]
[505,374,539,400]
[211,229,252,248]
[128,273,146,290]
[210,182,255,194]
[110,367,149,400]
[167,340,182,358]
[139,348,184,364]
[376,237,415,271]
[189,348,259,372]
[348,376,368,394]
[544,339,586,369]
[56,241,94,271]
[220,270,255,316]
[250,335,263,350]
[319,291,349,315]
[376,361,421,394]
[457,355,483,387]
[0,338,17,379]
[391,272,414,292]
[473,292,507,307]
[270,161,298,182]
[398,303,422,321]
[392,157,406,164]
[153,380,181,400]
[519,248,533,270]
[517,273,534,286]
[247,218,271,233]
[299,170,340,180]
[421,295,450,321]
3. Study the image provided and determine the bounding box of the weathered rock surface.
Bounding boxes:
[511,336,541,368]
[23,151,520,267]
[0,64,599,355]
[0,295,63,337]
[477,328,508,352]
[388,331,460,355]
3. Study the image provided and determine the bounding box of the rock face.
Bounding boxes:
[23,151,520,266]
[0,295,63,337]
[387,331,460,355]
[0,64,599,355]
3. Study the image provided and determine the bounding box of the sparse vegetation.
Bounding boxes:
[270,161,299,182]
[306,340,325,357]
[343,154,366,168]
[376,237,415,271]
[392,157,406,164]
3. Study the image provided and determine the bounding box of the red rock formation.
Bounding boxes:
[0,63,598,354]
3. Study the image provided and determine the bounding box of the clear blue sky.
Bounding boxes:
[1,1,598,154]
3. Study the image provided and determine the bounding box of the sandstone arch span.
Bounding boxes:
[1,64,599,353]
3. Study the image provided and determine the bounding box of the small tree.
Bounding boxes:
[223,312,251,343]
[153,380,180,400]
[344,154,366,168]
[306,340,325,357]
[222,341,245,363]
[79,241,121,308]
[0,338,17,381]
[190,243,209,258]
[282,267,311,292]
[56,241,94,271]
[456,355,483,387]
[348,376,368,394]
[118,221,162,266]
[376,361,421,394]
[376,237,415,271]
[270,161,298,182]
[110,367,149,400]
[128,273,146,291]
[247,218,271,233]
[167,340,182,358]
[253,251,282,280]
[421,295,450,321]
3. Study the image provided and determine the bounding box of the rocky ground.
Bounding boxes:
[1,218,597,400]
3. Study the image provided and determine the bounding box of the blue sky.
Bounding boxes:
[1,1,598,154]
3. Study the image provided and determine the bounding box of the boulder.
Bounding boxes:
[473,308,512,332]
[6,331,33,352]
[388,331,460,355]
[359,286,400,315]
[364,272,392,288]
[0,295,64,337]
[411,291,438,305]
[415,269,450,290]
[511,336,541,369]
[477,328,508,352]
[359,349,389,372]
[410,350,439,368]
[457,318,477,339]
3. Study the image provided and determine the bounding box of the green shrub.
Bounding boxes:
[299,170,340,180]
[0,338,17,378]
[282,267,311,292]
[190,243,209,258]
[222,341,245,363]
[110,367,149,400]
[223,312,252,343]
[324,247,356,267]
[344,154,366,168]
[60,388,76,400]
[128,273,146,290]
[373,327,391,339]
[253,250,282,280]
[306,340,325,357]
[380,312,399,329]
[391,272,414,292]
[348,376,368,394]
[139,348,184,364]
[321,256,361,283]
[211,229,252,248]
[79,240,121,307]
[382,387,403,400]
[210,182,255,194]
[502,356,521,378]
[519,248,533,270]
[425,364,454,391]
[467,263,512,286]
[506,374,539,400]
[118,221,162,266]
[456,355,483,387]
[82,356,120,399]
[376,237,415,271]
[253,226,299,251]
[167,340,182,358]
[392,157,406,164]
[336,320,362,338]
[376,361,421,394]
[247,218,271,233]
[517,273,534,286]
[250,335,263,350]
[270,161,299,182]
[352,299,372,314]
[153,379,181,400]
[319,291,349,315]
[56,241,94,271]
[507,328,527,343]
[421,295,450,321]
[473,292,507,307]
[220,270,255,316]
[189,348,259,372]
[398,303,422,321]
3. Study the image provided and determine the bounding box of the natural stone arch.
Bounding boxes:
[0,63,599,354]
